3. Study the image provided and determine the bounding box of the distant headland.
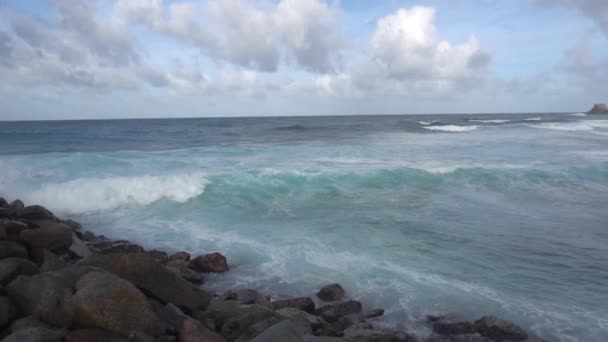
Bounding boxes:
[588,103,608,114]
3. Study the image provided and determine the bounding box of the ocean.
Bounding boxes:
[1,113,607,341]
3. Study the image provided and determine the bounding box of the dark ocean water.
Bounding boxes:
[1,112,607,341]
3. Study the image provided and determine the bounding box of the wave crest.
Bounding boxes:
[27,173,208,214]
[424,125,478,132]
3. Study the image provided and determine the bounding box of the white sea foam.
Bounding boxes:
[529,120,608,132]
[424,125,478,132]
[468,119,510,123]
[524,117,542,121]
[570,113,587,117]
[417,121,438,126]
[25,173,208,214]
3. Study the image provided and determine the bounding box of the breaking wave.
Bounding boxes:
[424,125,478,132]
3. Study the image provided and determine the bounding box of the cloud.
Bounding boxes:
[532,0,608,35]
[561,35,608,89]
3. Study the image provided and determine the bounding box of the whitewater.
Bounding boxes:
[1,113,607,341]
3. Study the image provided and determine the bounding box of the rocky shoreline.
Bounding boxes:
[0,198,541,342]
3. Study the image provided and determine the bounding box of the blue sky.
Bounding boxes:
[0,0,606,120]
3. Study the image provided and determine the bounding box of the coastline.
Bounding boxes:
[0,197,541,342]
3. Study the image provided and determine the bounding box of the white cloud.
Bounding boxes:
[532,0,608,35]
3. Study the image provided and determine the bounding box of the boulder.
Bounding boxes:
[433,321,477,335]
[588,103,608,114]
[233,316,284,342]
[8,200,24,211]
[79,253,212,313]
[65,329,130,342]
[0,220,30,239]
[224,289,271,308]
[315,300,362,323]
[72,271,161,337]
[147,250,169,264]
[60,219,82,231]
[40,249,70,272]
[0,197,7,207]
[276,308,325,331]
[360,309,384,319]
[179,318,227,342]
[189,252,229,273]
[220,304,277,341]
[6,266,97,327]
[474,316,528,341]
[166,260,204,285]
[98,242,144,254]
[316,284,345,302]
[272,297,315,313]
[0,241,28,259]
[0,296,17,328]
[82,231,97,241]
[69,233,93,259]
[10,316,51,332]
[19,222,72,250]
[2,326,66,342]
[169,251,191,262]
[249,320,308,342]
[424,334,490,342]
[0,257,39,285]
[87,239,130,250]
[197,300,242,328]
[344,328,418,342]
[17,205,56,220]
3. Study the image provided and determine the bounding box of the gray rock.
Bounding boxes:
[19,221,72,251]
[360,309,385,319]
[220,304,277,341]
[179,318,227,342]
[317,284,345,302]
[2,326,66,342]
[10,316,51,332]
[272,297,315,313]
[79,252,212,313]
[276,307,325,331]
[0,241,28,260]
[249,320,307,342]
[315,300,362,323]
[17,205,56,220]
[424,334,490,342]
[0,220,29,239]
[166,260,204,285]
[65,328,130,342]
[224,289,271,308]
[233,316,284,342]
[146,250,169,264]
[0,197,7,207]
[169,251,190,262]
[0,296,17,328]
[588,103,608,114]
[188,252,229,273]
[8,200,24,211]
[0,257,39,285]
[433,321,477,335]
[98,242,144,254]
[87,239,130,250]
[40,249,70,272]
[474,316,528,341]
[72,271,161,337]
[69,233,93,259]
[344,328,418,342]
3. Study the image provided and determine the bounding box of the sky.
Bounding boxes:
[0,0,607,120]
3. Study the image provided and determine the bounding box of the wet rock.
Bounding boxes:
[197,300,242,328]
[60,218,82,230]
[169,251,190,262]
[87,239,130,250]
[424,334,490,342]
[272,297,315,313]
[6,266,97,327]
[588,103,608,114]
[188,252,229,273]
[69,233,93,259]
[0,197,7,207]
[0,257,39,285]
[474,316,528,341]
[8,200,24,211]
[72,271,161,337]
[360,309,384,319]
[17,205,56,220]
[0,220,29,239]
[65,329,130,342]
[98,242,144,255]
[220,304,277,341]
[344,328,418,342]
[2,326,66,342]
[82,230,97,241]
[0,296,17,328]
[433,321,477,335]
[147,250,169,264]
[19,221,72,250]
[315,300,362,323]
[157,303,189,334]
[179,318,227,342]
[233,316,284,342]
[316,284,345,302]
[0,241,28,259]
[166,260,204,285]
[224,289,271,308]
[9,316,50,332]
[249,320,308,342]
[40,249,70,272]
[79,252,212,313]
[276,308,325,331]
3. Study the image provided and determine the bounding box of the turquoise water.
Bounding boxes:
[1,113,607,341]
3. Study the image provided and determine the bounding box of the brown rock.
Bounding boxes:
[166,261,204,285]
[315,300,362,323]
[65,329,130,342]
[147,250,169,264]
[345,328,418,342]
[316,283,345,302]
[224,289,270,308]
[72,271,161,337]
[17,205,56,220]
[87,239,130,250]
[433,321,477,335]
[169,251,190,262]
[220,304,277,341]
[69,233,93,259]
[19,222,72,250]
[272,297,315,313]
[0,241,28,260]
[179,318,227,342]
[79,252,212,313]
[2,326,66,342]
[188,252,229,273]
[0,257,39,285]
[474,316,528,341]
[0,219,30,239]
